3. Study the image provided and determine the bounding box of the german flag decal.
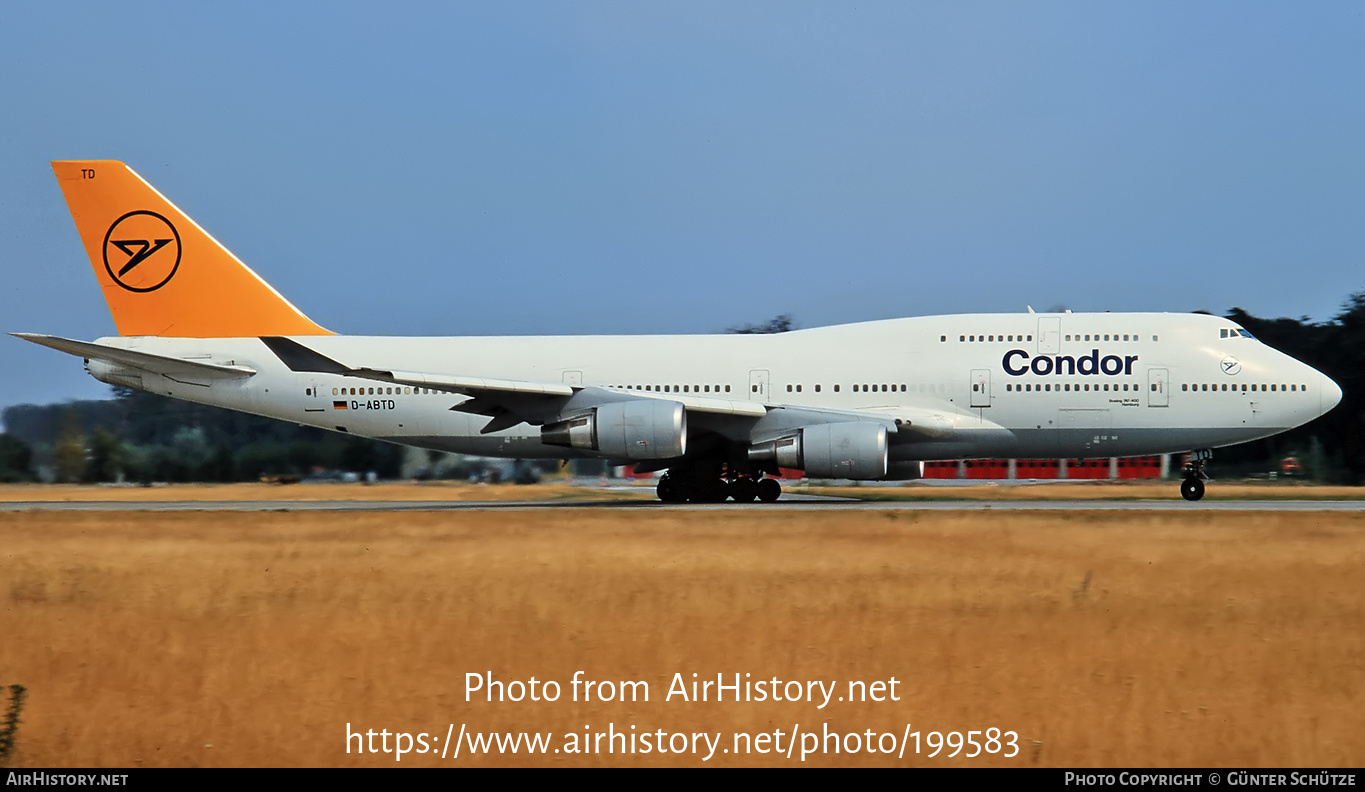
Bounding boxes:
[333,401,348,410]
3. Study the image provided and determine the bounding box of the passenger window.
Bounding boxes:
[786,384,792,392]
[815,385,821,393]
[725,385,730,392]
[1182,384,1188,391]
[332,388,338,395]
[796,385,802,393]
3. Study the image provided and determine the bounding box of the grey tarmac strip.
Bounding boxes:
[2,497,1364,512]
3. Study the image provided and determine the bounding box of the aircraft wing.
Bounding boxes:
[11,333,257,379]
[261,337,766,433]
[752,402,1011,443]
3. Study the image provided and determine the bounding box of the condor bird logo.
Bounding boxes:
[102,210,181,292]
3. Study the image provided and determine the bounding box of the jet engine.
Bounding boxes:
[541,399,687,460]
[748,421,888,479]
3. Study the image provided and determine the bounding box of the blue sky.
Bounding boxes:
[3,2,1364,414]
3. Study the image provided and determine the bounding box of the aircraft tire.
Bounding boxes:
[687,479,729,503]
[756,477,782,503]
[1180,477,1205,502]
[657,475,686,503]
[731,478,758,503]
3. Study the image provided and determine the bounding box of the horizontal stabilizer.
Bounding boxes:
[12,333,256,379]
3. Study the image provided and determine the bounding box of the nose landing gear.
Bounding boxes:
[1179,449,1212,502]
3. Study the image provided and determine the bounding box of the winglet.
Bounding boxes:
[51,161,331,337]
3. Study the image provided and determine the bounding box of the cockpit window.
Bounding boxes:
[1237,329,1255,339]
[1220,328,1257,340]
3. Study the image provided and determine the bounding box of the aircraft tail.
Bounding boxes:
[50,160,331,337]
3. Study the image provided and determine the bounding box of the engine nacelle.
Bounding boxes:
[748,421,888,479]
[541,400,686,460]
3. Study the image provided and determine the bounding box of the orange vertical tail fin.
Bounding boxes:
[51,160,331,337]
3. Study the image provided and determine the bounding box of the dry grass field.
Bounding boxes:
[2,507,1363,767]
[0,481,652,503]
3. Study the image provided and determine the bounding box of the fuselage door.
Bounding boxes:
[1148,368,1169,407]
[970,368,991,408]
[1038,317,1061,354]
[748,369,769,402]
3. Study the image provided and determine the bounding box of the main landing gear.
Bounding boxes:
[1179,449,1212,502]
[656,468,783,504]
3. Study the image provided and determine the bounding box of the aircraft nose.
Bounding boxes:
[1321,372,1343,415]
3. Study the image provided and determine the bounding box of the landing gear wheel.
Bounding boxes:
[756,477,782,503]
[657,475,686,503]
[690,479,730,503]
[1180,477,1205,502]
[731,478,758,503]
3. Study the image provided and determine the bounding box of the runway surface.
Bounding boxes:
[4,496,1365,512]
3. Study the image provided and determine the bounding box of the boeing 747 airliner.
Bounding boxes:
[15,161,1343,502]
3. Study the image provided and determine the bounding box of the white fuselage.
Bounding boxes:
[88,311,1341,470]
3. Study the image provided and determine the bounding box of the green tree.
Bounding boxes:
[728,314,794,334]
[86,426,124,483]
[52,410,87,483]
[0,435,33,483]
